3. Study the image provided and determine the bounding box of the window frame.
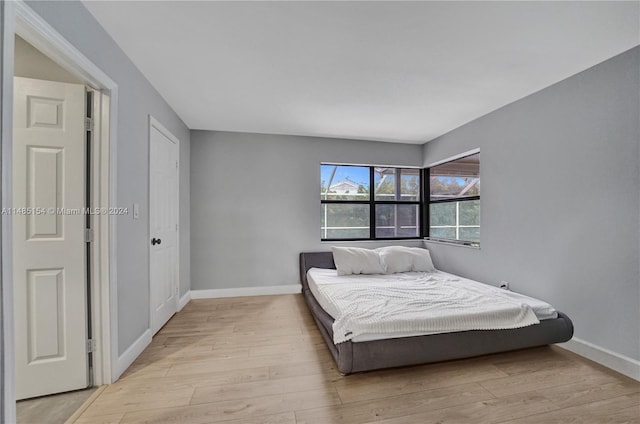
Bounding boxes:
[321,164,423,241]
[424,152,480,246]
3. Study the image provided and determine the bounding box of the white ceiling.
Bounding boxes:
[84,1,639,144]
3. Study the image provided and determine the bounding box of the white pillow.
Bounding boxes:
[376,246,435,273]
[332,247,386,276]
[411,248,436,272]
[376,246,414,273]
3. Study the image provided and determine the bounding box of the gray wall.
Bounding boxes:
[179,130,191,299]
[190,131,423,290]
[0,2,6,419]
[423,47,640,360]
[25,1,191,356]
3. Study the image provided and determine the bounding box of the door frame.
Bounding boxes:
[148,116,180,333]
[1,1,119,421]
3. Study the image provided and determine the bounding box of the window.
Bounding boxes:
[321,165,421,240]
[427,153,480,245]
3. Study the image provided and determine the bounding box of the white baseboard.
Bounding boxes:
[557,337,640,381]
[113,329,152,381]
[177,291,191,311]
[191,284,301,299]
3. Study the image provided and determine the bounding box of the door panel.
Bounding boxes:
[13,77,88,400]
[149,121,179,335]
[26,269,65,361]
[27,146,63,238]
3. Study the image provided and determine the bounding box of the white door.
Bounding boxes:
[149,119,179,335]
[13,77,88,399]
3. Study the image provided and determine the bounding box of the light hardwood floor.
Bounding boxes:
[17,387,97,424]
[70,294,639,424]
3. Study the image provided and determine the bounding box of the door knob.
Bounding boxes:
[151,238,162,246]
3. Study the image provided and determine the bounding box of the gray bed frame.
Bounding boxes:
[300,251,574,374]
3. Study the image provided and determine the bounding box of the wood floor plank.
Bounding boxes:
[117,361,172,380]
[607,406,640,424]
[80,387,194,417]
[247,340,327,357]
[540,377,640,409]
[295,383,493,424]
[190,374,335,405]
[103,366,270,395]
[488,348,577,376]
[268,359,339,380]
[132,345,250,365]
[72,295,640,424]
[161,335,217,346]
[335,362,508,403]
[17,387,99,424]
[145,346,249,361]
[231,325,305,336]
[141,343,214,354]
[359,391,560,424]
[478,361,595,397]
[204,411,297,424]
[73,412,124,424]
[214,333,323,348]
[165,349,333,377]
[497,393,640,424]
[119,389,341,424]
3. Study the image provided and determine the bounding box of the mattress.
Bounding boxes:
[307,267,558,343]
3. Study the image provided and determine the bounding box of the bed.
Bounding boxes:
[299,250,574,374]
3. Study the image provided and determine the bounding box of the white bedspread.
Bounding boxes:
[307,269,545,344]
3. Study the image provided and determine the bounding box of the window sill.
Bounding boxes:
[424,238,480,249]
[321,238,423,244]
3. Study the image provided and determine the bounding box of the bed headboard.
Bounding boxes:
[299,252,335,292]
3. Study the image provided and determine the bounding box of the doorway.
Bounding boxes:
[12,76,90,400]
[2,3,118,422]
[12,37,98,407]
